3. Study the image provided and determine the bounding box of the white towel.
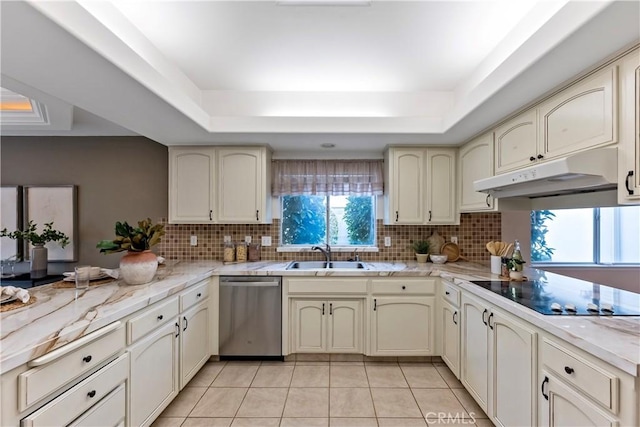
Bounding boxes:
[1,286,30,303]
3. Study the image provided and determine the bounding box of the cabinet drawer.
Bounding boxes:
[19,325,125,411]
[21,353,128,427]
[288,279,368,294]
[68,383,125,427]
[371,279,436,295]
[442,282,460,306]
[128,297,179,344]
[542,339,618,411]
[180,280,209,311]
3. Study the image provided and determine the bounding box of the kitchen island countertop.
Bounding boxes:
[1,260,638,376]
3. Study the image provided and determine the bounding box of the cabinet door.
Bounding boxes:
[425,148,457,224]
[539,66,617,160]
[327,300,362,353]
[217,148,264,223]
[459,133,495,211]
[490,310,537,427]
[68,383,125,427]
[542,372,617,427]
[180,300,210,389]
[291,300,326,353]
[370,296,434,356]
[169,148,215,224]
[460,293,489,412]
[389,148,424,224]
[618,49,640,203]
[129,320,179,427]
[441,299,460,379]
[494,110,538,174]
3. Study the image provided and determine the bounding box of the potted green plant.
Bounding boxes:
[412,240,430,263]
[1,221,70,278]
[507,258,526,280]
[97,218,165,285]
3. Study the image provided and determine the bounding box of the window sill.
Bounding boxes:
[276,246,379,253]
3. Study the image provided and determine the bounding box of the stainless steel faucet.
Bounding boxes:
[311,243,331,264]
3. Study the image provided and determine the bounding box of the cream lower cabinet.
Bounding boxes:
[370,297,435,356]
[458,132,495,211]
[461,292,537,426]
[179,300,210,388]
[441,299,460,378]
[129,321,180,427]
[291,299,363,353]
[619,48,640,204]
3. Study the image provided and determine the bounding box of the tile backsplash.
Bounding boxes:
[157,213,501,264]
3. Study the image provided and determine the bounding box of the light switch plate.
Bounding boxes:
[223,235,231,243]
[451,236,458,244]
[384,236,391,247]
[261,236,272,246]
[190,235,198,246]
[245,236,252,243]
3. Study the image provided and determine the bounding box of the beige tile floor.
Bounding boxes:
[153,360,494,427]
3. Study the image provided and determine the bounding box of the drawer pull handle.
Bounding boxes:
[428,210,432,222]
[157,315,164,321]
[564,366,574,375]
[486,194,491,207]
[626,171,634,195]
[395,211,399,222]
[256,210,260,221]
[197,293,202,298]
[87,390,96,398]
[488,312,494,330]
[373,299,377,311]
[83,355,92,363]
[329,303,333,315]
[175,322,180,337]
[402,285,406,290]
[453,311,458,325]
[541,376,549,401]
[482,309,488,325]
[209,210,213,221]
[183,316,188,331]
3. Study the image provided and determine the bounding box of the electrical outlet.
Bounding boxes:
[245,236,252,243]
[261,236,272,246]
[190,235,198,246]
[223,235,231,243]
[451,236,458,244]
[384,236,391,247]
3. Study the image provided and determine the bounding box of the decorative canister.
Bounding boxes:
[235,242,247,262]
[223,242,235,262]
[248,243,261,262]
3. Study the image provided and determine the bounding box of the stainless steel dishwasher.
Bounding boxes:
[219,276,282,359]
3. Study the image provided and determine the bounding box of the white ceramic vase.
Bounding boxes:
[30,244,48,279]
[119,250,158,285]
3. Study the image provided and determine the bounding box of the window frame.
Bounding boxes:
[279,195,377,249]
[531,207,640,267]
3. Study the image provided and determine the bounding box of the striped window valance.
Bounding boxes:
[272,160,384,196]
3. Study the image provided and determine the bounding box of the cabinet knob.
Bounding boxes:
[157,315,164,320]
[529,156,536,162]
[564,366,574,375]
[537,154,544,159]
[445,291,450,295]
[87,390,96,398]
[402,285,406,290]
[83,355,92,363]
[197,293,202,298]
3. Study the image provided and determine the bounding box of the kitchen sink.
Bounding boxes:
[285,261,367,270]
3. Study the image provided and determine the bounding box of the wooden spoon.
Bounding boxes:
[486,242,495,255]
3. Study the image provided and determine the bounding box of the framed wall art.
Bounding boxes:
[23,185,78,262]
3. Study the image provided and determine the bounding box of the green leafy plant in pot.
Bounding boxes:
[1,221,70,278]
[97,218,165,285]
[412,240,430,263]
[506,258,526,280]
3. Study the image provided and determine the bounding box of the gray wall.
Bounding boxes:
[1,136,168,270]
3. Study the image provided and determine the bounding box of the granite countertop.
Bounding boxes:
[1,260,638,377]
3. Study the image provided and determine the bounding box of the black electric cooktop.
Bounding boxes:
[0,273,64,289]
[470,274,640,316]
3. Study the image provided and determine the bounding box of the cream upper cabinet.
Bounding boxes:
[539,65,617,161]
[217,147,272,223]
[169,147,215,224]
[494,110,538,174]
[370,296,435,356]
[425,148,457,224]
[384,148,424,224]
[384,147,458,225]
[619,49,640,204]
[458,133,495,211]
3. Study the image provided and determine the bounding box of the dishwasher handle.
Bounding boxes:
[220,281,280,287]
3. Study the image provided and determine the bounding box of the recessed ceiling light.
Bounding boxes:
[321,143,336,148]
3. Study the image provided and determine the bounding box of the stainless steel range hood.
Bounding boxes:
[474,147,617,199]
